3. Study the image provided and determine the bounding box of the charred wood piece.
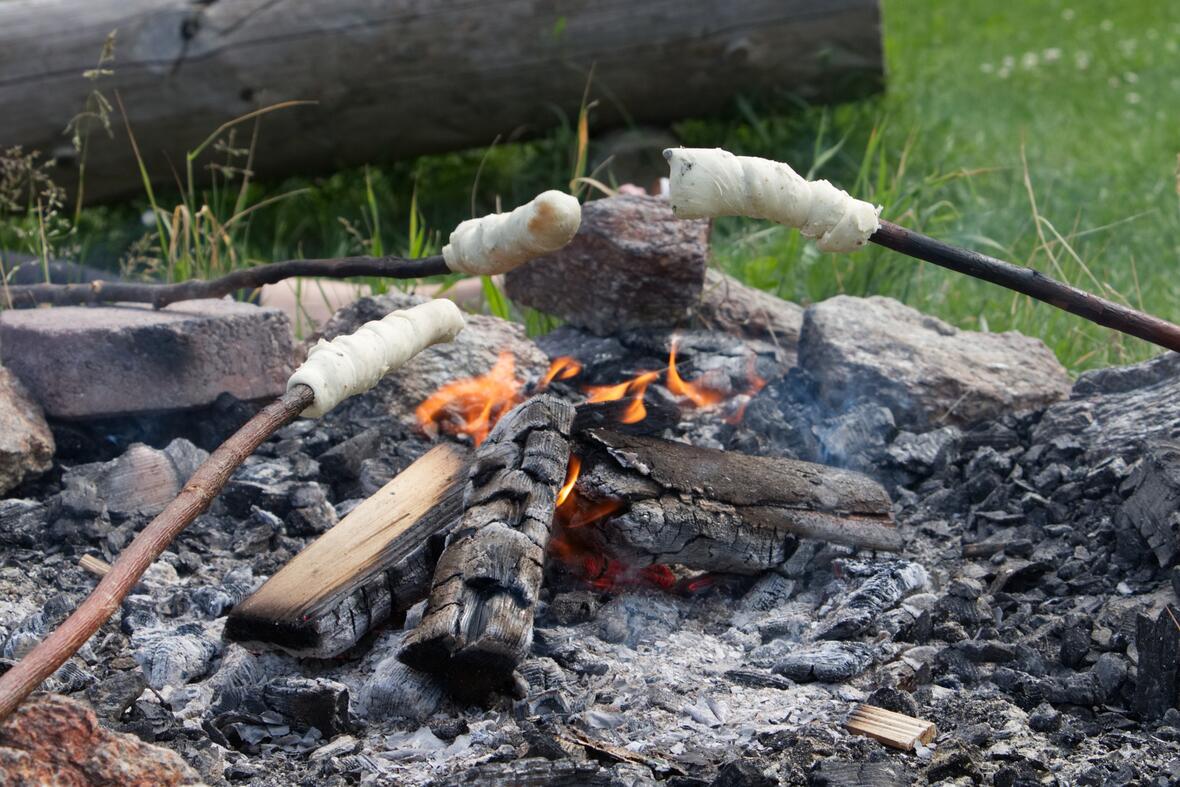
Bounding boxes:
[565,430,900,576]
[399,396,575,702]
[1117,441,1180,566]
[225,444,470,658]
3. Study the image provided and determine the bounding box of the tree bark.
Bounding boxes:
[2,255,449,309]
[399,395,575,702]
[0,0,883,203]
[564,429,900,575]
[225,443,470,658]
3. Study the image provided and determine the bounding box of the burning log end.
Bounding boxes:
[400,395,575,702]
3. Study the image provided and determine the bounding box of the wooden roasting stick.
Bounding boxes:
[664,148,1180,354]
[4,190,581,309]
[399,395,576,702]
[0,192,584,721]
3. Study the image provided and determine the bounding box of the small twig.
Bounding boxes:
[78,555,111,578]
[0,384,314,721]
[3,254,450,309]
[870,220,1180,354]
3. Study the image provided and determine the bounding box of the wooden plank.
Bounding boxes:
[845,703,936,751]
[225,443,469,658]
[0,0,883,202]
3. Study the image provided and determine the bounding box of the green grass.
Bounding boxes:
[5,1,1180,372]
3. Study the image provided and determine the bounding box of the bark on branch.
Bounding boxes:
[2,255,449,309]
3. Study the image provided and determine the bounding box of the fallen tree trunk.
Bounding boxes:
[564,429,900,574]
[399,395,575,702]
[0,0,883,203]
[225,443,470,658]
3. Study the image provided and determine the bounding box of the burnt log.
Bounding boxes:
[563,430,900,576]
[0,0,883,203]
[399,395,575,702]
[1133,606,1180,721]
[1117,441,1180,566]
[225,443,469,657]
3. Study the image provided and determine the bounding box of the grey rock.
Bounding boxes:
[0,299,293,418]
[0,365,53,494]
[798,295,1070,430]
[61,439,208,520]
[504,194,709,334]
[694,269,804,353]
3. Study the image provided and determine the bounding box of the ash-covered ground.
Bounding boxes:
[3,291,1180,786]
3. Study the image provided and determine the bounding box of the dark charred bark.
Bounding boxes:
[399,395,575,702]
[564,430,900,575]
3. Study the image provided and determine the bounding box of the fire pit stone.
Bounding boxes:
[0,365,54,495]
[799,294,1072,431]
[0,299,294,419]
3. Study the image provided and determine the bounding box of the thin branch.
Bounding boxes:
[3,254,450,309]
[871,220,1180,355]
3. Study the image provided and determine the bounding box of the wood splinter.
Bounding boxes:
[845,703,937,751]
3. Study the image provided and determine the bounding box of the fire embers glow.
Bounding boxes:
[549,454,674,591]
[584,371,660,424]
[415,352,523,445]
[539,356,583,389]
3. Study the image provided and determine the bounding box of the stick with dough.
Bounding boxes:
[663,148,881,253]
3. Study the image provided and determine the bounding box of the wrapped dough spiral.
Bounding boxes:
[287,299,465,417]
[664,148,881,253]
[442,190,582,276]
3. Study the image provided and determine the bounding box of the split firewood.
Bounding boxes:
[844,703,936,751]
[565,429,900,574]
[225,444,470,658]
[664,147,1180,353]
[4,190,580,309]
[399,395,575,702]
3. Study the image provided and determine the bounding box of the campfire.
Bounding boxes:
[3,156,1179,785]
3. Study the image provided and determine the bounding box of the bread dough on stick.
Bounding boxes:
[443,190,582,275]
[288,299,465,417]
[663,148,880,253]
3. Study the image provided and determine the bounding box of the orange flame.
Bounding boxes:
[415,352,523,445]
[584,370,660,424]
[539,356,583,389]
[725,355,768,425]
[666,339,725,408]
[556,455,581,506]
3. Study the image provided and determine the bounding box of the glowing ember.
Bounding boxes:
[666,339,726,408]
[539,356,583,389]
[584,370,660,424]
[415,351,523,445]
